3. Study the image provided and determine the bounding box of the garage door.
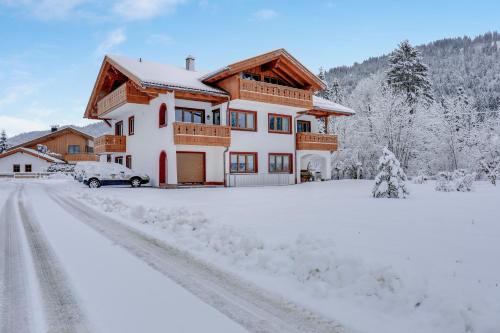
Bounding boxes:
[176,152,205,184]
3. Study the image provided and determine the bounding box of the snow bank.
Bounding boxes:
[71,186,500,333]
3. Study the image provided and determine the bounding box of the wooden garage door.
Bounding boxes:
[176,152,205,184]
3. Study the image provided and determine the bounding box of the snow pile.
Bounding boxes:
[373,148,409,198]
[412,174,428,184]
[76,192,404,302]
[435,170,475,192]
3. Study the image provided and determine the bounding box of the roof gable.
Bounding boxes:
[0,147,64,163]
[7,126,93,151]
[201,49,326,91]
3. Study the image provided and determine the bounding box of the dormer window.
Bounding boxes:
[242,72,260,81]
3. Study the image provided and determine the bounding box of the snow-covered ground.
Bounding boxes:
[1,178,499,333]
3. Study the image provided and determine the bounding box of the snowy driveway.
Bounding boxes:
[0,181,341,333]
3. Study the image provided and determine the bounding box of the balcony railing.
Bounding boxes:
[97,82,150,117]
[296,132,338,151]
[63,153,99,162]
[173,122,231,147]
[239,78,313,108]
[94,135,127,154]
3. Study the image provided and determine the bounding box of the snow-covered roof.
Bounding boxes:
[108,55,228,96]
[8,125,94,150]
[0,147,65,163]
[312,96,356,115]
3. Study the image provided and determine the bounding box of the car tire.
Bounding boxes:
[88,178,101,188]
[130,177,142,188]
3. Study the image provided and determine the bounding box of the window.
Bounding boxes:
[25,164,32,172]
[128,116,135,135]
[269,154,292,174]
[68,145,81,154]
[212,109,220,125]
[115,156,123,165]
[230,153,257,173]
[175,108,205,124]
[297,120,311,133]
[268,114,292,134]
[230,110,256,131]
[159,103,167,127]
[115,121,123,136]
[264,76,285,85]
[106,154,111,163]
[241,72,260,81]
[126,155,132,169]
[13,164,20,173]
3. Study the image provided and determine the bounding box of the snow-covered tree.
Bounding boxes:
[326,79,344,104]
[387,40,433,106]
[480,154,500,185]
[316,67,328,99]
[0,130,8,153]
[372,147,409,198]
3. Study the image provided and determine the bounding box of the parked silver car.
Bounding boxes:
[81,162,150,188]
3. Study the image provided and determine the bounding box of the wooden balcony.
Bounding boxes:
[63,153,99,162]
[239,78,313,108]
[173,122,231,147]
[97,82,150,117]
[94,135,127,154]
[296,132,338,151]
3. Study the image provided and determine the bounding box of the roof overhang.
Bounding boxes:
[201,49,326,91]
[7,127,94,151]
[298,108,354,117]
[0,148,63,163]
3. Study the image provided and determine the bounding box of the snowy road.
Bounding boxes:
[0,181,342,333]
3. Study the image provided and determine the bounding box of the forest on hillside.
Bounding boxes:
[319,32,500,180]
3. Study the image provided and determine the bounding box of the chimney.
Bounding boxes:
[50,125,59,133]
[185,55,195,71]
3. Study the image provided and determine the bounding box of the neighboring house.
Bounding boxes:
[6,126,98,163]
[84,49,355,187]
[0,147,64,173]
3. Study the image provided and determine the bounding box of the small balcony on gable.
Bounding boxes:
[238,77,313,108]
[97,82,150,117]
[94,135,127,154]
[173,122,231,147]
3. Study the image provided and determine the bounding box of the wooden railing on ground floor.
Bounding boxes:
[94,135,127,154]
[296,132,338,151]
[173,122,231,147]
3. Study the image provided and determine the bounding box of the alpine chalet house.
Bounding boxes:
[84,49,354,187]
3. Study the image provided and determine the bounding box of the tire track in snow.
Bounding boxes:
[0,185,32,333]
[48,188,345,333]
[17,186,92,333]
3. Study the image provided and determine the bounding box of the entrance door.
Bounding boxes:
[176,152,205,184]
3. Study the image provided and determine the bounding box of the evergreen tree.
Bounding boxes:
[387,40,433,105]
[326,78,344,104]
[372,147,409,198]
[316,67,328,99]
[0,130,8,153]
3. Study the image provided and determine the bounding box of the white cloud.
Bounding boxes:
[0,83,39,108]
[0,115,48,137]
[146,33,173,45]
[113,0,185,21]
[253,9,278,21]
[96,28,127,56]
[0,0,91,20]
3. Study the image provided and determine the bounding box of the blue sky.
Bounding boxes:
[1,0,499,136]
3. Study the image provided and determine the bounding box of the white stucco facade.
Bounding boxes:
[99,93,340,187]
[0,151,56,173]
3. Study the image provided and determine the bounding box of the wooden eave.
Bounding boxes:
[202,49,326,91]
[299,108,353,117]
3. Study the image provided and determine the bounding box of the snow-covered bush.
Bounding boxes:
[479,156,500,186]
[412,173,428,184]
[372,147,409,198]
[435,170,475,192]
[435,172,455,192]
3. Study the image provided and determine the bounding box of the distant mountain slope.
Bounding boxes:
[327,31,500,111]
[7,121,110,147]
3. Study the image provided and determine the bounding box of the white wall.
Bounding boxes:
[0,152,52,173]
